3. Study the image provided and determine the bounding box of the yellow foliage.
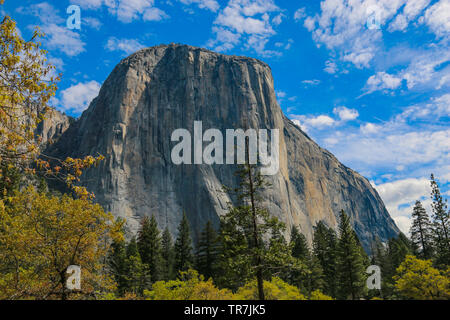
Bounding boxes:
[394,255,450,300]
[0,15,104,198]
[0,187,123,299]
[235,277,306,300]
[144,269,234,300]
[309,290,334,300]
[0,16,57,166]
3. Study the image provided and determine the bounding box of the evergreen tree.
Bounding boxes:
[290,226,324,296]
[217,161,296,300]
[107,238,128,296]
[196,220,219,280]
[410,200,434,259]
[174,212,194,274]
[124,237,150,295]
[291,226,309,260]
[430,174,450,267]
[378,234,412,299]
[336,210,366,300]
[313,221,337,298]
[161,227,175,281]
[137,215,162,283]
[371,238,389,298]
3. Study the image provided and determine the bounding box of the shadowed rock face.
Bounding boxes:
[47,44,399,251]
[36,109,72,147]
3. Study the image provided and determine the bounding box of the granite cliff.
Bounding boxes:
[46,44,399,251]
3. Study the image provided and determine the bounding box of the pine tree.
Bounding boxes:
[137,215,162,283]
[430,174,450,267]
[336,210,366,300]
[107,238,128,296]
[161,227,175,281]
[410,200,434,259]
[291,226,309,260]
[313,221,337,298]
[217,160,296,300]
[290,226,324,296]
[124,237,150,295]
[196,220,219,280]
[174,212,194,274]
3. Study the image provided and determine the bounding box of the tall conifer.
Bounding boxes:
[430,174,450,266]
[161,227,175,281]
[196,220,219,280]
[336,210,366,300]
[137,215,162,283]
[174,212,194,273]
[410,200,434,259]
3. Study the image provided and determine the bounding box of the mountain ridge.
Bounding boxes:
[43,43,400,251]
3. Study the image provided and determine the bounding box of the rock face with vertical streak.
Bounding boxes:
[46,44,399,251]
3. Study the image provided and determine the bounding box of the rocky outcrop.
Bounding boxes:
[47,44,399,251]
[36,109,72,147]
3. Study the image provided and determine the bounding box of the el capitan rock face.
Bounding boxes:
[47,44,399,251]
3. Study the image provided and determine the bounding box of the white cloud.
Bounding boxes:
[272,13,284,26]
[59,80,101,113]
[422,0,450,37]
[301,79,321,86]
[375,178,430,211]
[303,0,449,95]
[388,0,430,32]
[395,93,450,122]
[275,39,293,50]
[105,37,146,56]
[106,0,154,23]
[330,128,450,170]
[17,2,86,57]
[207,0,282,57]
[364,44,450,94]
[289,106,358,132]
[374,177,431,234]
[333,106,359,121]
[179,0,220,12]
[275,90,286,98]
[292,93,450,199]
[215,2,277,34]
[70,0,104,9]
[143,7,169,21]
[294,8,306,21]
[303,16,315,31]
[360,123,381,134]
[43,24,86,56]
[307,115,335,127]
[324,59,337,74]
[71,0,170,22]
[365,71,403,93]
[290,114,335,132]
[301,0,405,69]
[83,16,103,29]
[16,2,65,24]
[300,0,446,72]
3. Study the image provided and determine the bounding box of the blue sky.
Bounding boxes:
[2,0,449,234]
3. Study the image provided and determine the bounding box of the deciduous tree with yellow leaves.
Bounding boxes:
[394,255,450,300]
[0,13,103,199]
[144,269,234,300]
[0,187,123,299]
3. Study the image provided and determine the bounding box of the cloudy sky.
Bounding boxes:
[2,0,449,234]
